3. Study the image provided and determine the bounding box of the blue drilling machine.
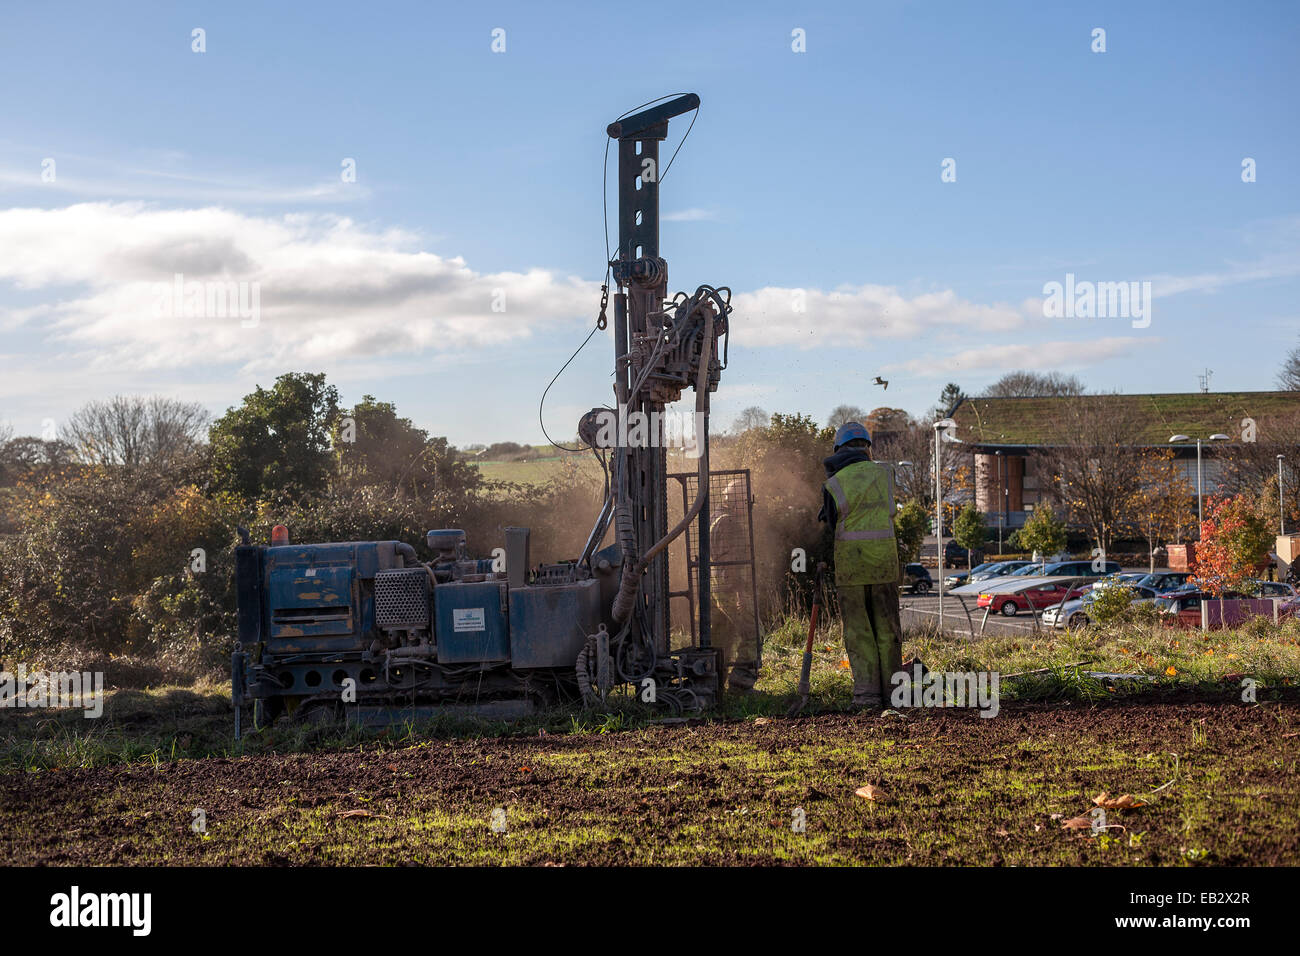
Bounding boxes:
[230,95,760,734]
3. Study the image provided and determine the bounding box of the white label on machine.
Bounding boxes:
[453,608,486,632]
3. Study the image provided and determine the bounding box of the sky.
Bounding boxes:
[1,0,1297,447]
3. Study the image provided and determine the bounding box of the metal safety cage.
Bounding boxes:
[668,468,762,667]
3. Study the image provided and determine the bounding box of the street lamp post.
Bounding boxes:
[933,419,959,632]
[1169,433,1231,526]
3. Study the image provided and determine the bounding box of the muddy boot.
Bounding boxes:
[852,691,883,711]
[727,663,759,695]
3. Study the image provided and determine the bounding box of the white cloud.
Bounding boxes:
[733,284,1030,347]
[0,202,598,374]
[663,207,718,222]
[1150,255,1300,297]
[886,336,1149,375]
[0,203,1186,408]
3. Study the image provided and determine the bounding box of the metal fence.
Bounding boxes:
[668,468,762,666]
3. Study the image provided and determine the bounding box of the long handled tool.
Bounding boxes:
[788,563,827,716]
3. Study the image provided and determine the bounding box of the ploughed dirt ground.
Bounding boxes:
[3,699,1297,866]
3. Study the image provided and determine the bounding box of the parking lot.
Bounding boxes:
[899,563,1173,639]
[899,591,1053,639]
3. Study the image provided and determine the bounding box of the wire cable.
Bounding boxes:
[538,323,601,452]
[540,94,698,453]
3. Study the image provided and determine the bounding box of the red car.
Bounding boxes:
[1154,589,1249,628]
[977,581,1088,617]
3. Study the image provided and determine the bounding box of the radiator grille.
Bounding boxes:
[374,568,430,628]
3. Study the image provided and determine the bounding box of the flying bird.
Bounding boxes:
[873,376,889,390]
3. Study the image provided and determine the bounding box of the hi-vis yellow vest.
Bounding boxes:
[825,460,900,587]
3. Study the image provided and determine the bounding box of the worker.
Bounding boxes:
[709,477,759,693]
[817,422,903,711]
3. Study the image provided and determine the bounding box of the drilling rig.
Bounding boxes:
[230,94,759,733]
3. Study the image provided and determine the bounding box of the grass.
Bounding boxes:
[2,612,1298,772]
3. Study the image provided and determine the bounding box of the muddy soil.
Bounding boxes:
[3,700,1297,866]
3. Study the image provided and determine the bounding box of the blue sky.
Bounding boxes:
[1,0,1297,446]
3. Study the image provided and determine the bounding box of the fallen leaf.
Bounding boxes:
[1060,814,1093,830]
[335,809,386,820]
[519,766,532,773]
[753,717,770,726]
[1093,792,1145,809]
[855,784,888,802]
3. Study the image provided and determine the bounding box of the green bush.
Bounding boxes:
[1088,584,1137,624]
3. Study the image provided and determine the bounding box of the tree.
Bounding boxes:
[1131,449,1197,572]
[731,406,769,434]
[0,467,241,657]
[1018,507,1067,558]
[951,503,987,568]
[1037,395,1145,554]
[0,436,76,486]
[864,407,912,442]
[334,395,480,501]
[61,395,209,469]
[208,372,340,502]
[873,424,922,505]
[1193,495,1274,597]
[1212,405,1300,533]
[982,371,1085,398]
[827,405,867,430]
[894,499,929,564]
[935,383,966,417]
[731,411,837,616]
[1279,340,1300,390]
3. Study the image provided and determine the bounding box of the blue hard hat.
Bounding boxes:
[833,421,871,450]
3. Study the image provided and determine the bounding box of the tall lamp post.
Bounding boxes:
[933,418,960,632]
[1168,433,1231,525]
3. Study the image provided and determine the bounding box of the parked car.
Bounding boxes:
[977,580,1090,616]
[967,560,1034,584]
[901,563,933,594]
[944,561,1002,589]
[1251,580,1298,599]
[943,540,984,569]
[1043,559,1123,578]
[1003,559,1121,581]
[1042,584,1159,629]
[1135,571,1192,592]
[1093,571,1147,588]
